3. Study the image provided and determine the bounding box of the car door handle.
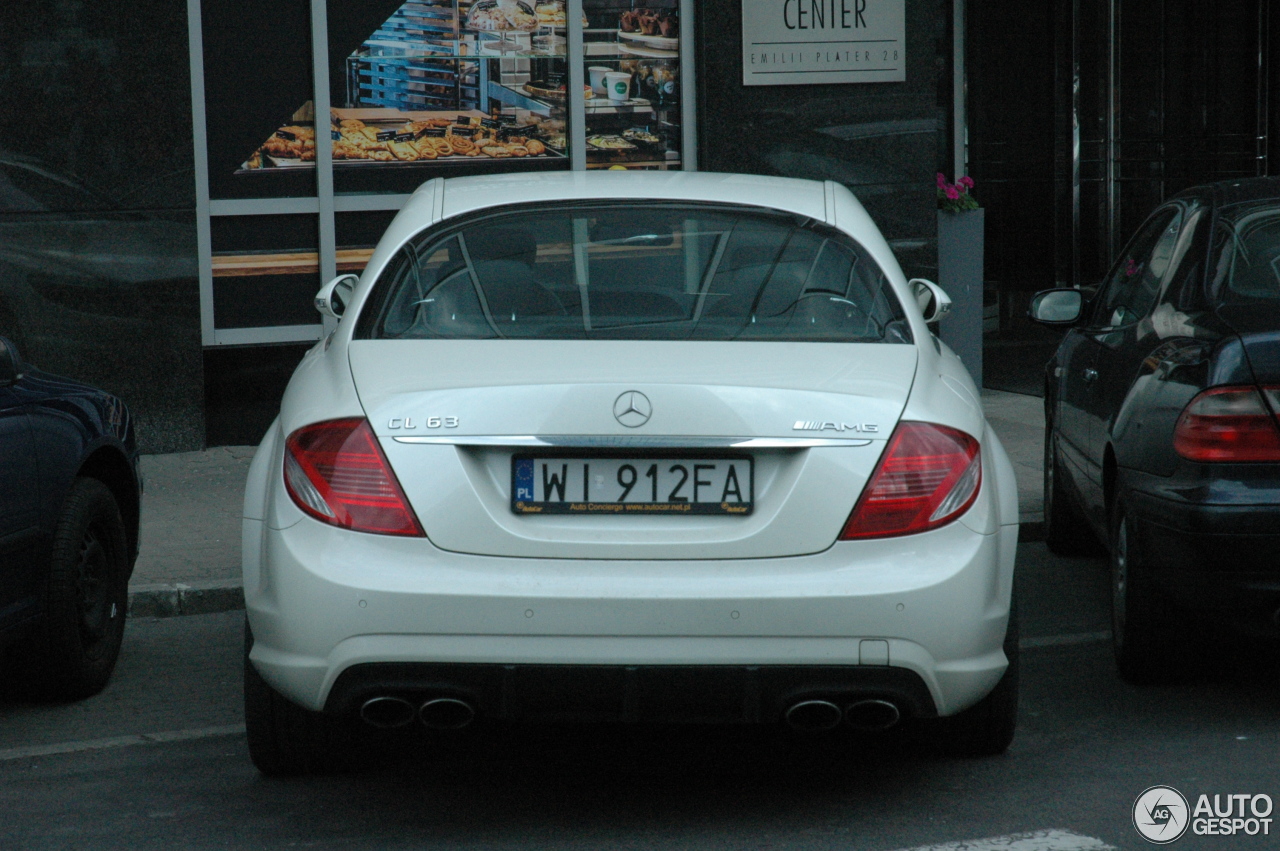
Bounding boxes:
[1083,368,1099,383]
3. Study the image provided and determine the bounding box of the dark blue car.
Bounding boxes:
[1030,176,1280,682]
[0,334,140,699]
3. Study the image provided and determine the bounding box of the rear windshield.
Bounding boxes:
[1214,201,1280,303]
[356,203,911,343]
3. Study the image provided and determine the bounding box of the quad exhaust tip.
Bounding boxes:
[784,698,903,733]
[359,696,417,729]
[784,699,844,732]
[419,697,476,730]
[844,699,902,732]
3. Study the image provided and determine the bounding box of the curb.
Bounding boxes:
[128,516,1049,619]
[128,579,244,619]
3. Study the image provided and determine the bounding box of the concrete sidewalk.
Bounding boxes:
[126,389,1046,617]
[128,446,254,617]
[979,388,1045,532]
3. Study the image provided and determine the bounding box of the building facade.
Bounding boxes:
[2,1,1269,451]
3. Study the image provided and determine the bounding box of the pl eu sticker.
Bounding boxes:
[513,458,535,502]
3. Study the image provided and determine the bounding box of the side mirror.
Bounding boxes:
[315,274,359,320]
[1029,288,1084,325]
[0,335,22,385]
[908,278,952,323]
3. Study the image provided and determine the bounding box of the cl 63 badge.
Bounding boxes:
[387,416,459,429]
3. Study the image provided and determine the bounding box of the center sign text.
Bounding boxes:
[742,0,906,86]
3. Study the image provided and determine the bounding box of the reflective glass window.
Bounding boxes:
[1094,209,1181,327]
[359,203,909,343]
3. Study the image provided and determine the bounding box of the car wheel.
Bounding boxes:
[244,618,357,776]
[1110,498,1181,683]
[933,594,1019,757]
[16,478,129,700]
[1043,422,1100,556]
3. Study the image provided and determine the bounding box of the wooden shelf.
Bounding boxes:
[212,248,374,277]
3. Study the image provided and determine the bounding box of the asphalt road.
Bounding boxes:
[2,543,1279,851]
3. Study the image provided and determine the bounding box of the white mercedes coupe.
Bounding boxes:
[241,171,1020,775]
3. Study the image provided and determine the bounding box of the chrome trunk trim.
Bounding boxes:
[391,435,875,448]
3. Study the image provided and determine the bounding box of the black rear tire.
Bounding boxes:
[933,594,1019,757]
[243,618,357,776]
[14,478,129,700]
[1110,498,1182,684]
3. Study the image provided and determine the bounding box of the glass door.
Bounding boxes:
[581,0,684,169]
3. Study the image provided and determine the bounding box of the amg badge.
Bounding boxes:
[793,421,879,433]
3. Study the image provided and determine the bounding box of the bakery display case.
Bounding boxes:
[238,0,688,182]
[346,1,479,111]
[239,0,574,181]
[581,0,682,169]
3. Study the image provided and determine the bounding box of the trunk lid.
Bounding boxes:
[349,340,917,558]
[1215,305,1280,383]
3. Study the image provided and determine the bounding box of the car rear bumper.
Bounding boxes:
[324,661,939,725]
[244,514,1017,720]
[1127,484,1280,634]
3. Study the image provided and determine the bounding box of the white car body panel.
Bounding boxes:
[243,171,1020,728]
[350,339,916,418]
[244,514,1013,716]
[350,339,918,558]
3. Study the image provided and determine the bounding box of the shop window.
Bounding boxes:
[193,0,693,344]
[326,0,572,194]
[583,0,682,170]
[210,215,321,329]
[202,0,317,200]
[335,210,401,277]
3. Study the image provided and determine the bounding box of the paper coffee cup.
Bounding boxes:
[605,71,631,101]
[588,66,610,94]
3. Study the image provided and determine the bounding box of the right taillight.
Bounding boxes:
[283,418,425,536]
[840,421,982,539]
[1173,385,1280,462]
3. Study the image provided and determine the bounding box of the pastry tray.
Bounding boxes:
[617,30,678,50]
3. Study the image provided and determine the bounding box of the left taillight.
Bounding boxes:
[1173,385,1280,462]
[283,418,425,537]
[839,421,982,540]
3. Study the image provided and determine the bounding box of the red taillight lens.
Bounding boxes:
[283,418,424,536]
[1173,385,1280,462]
[840,422,982,539]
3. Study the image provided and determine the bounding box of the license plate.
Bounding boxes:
[511,456,753,515]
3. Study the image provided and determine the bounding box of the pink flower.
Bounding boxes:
[936,173,980,211]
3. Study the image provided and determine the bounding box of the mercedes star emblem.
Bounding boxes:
[613,391,652,428]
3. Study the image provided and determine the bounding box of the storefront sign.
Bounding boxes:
[742,0,905,86]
